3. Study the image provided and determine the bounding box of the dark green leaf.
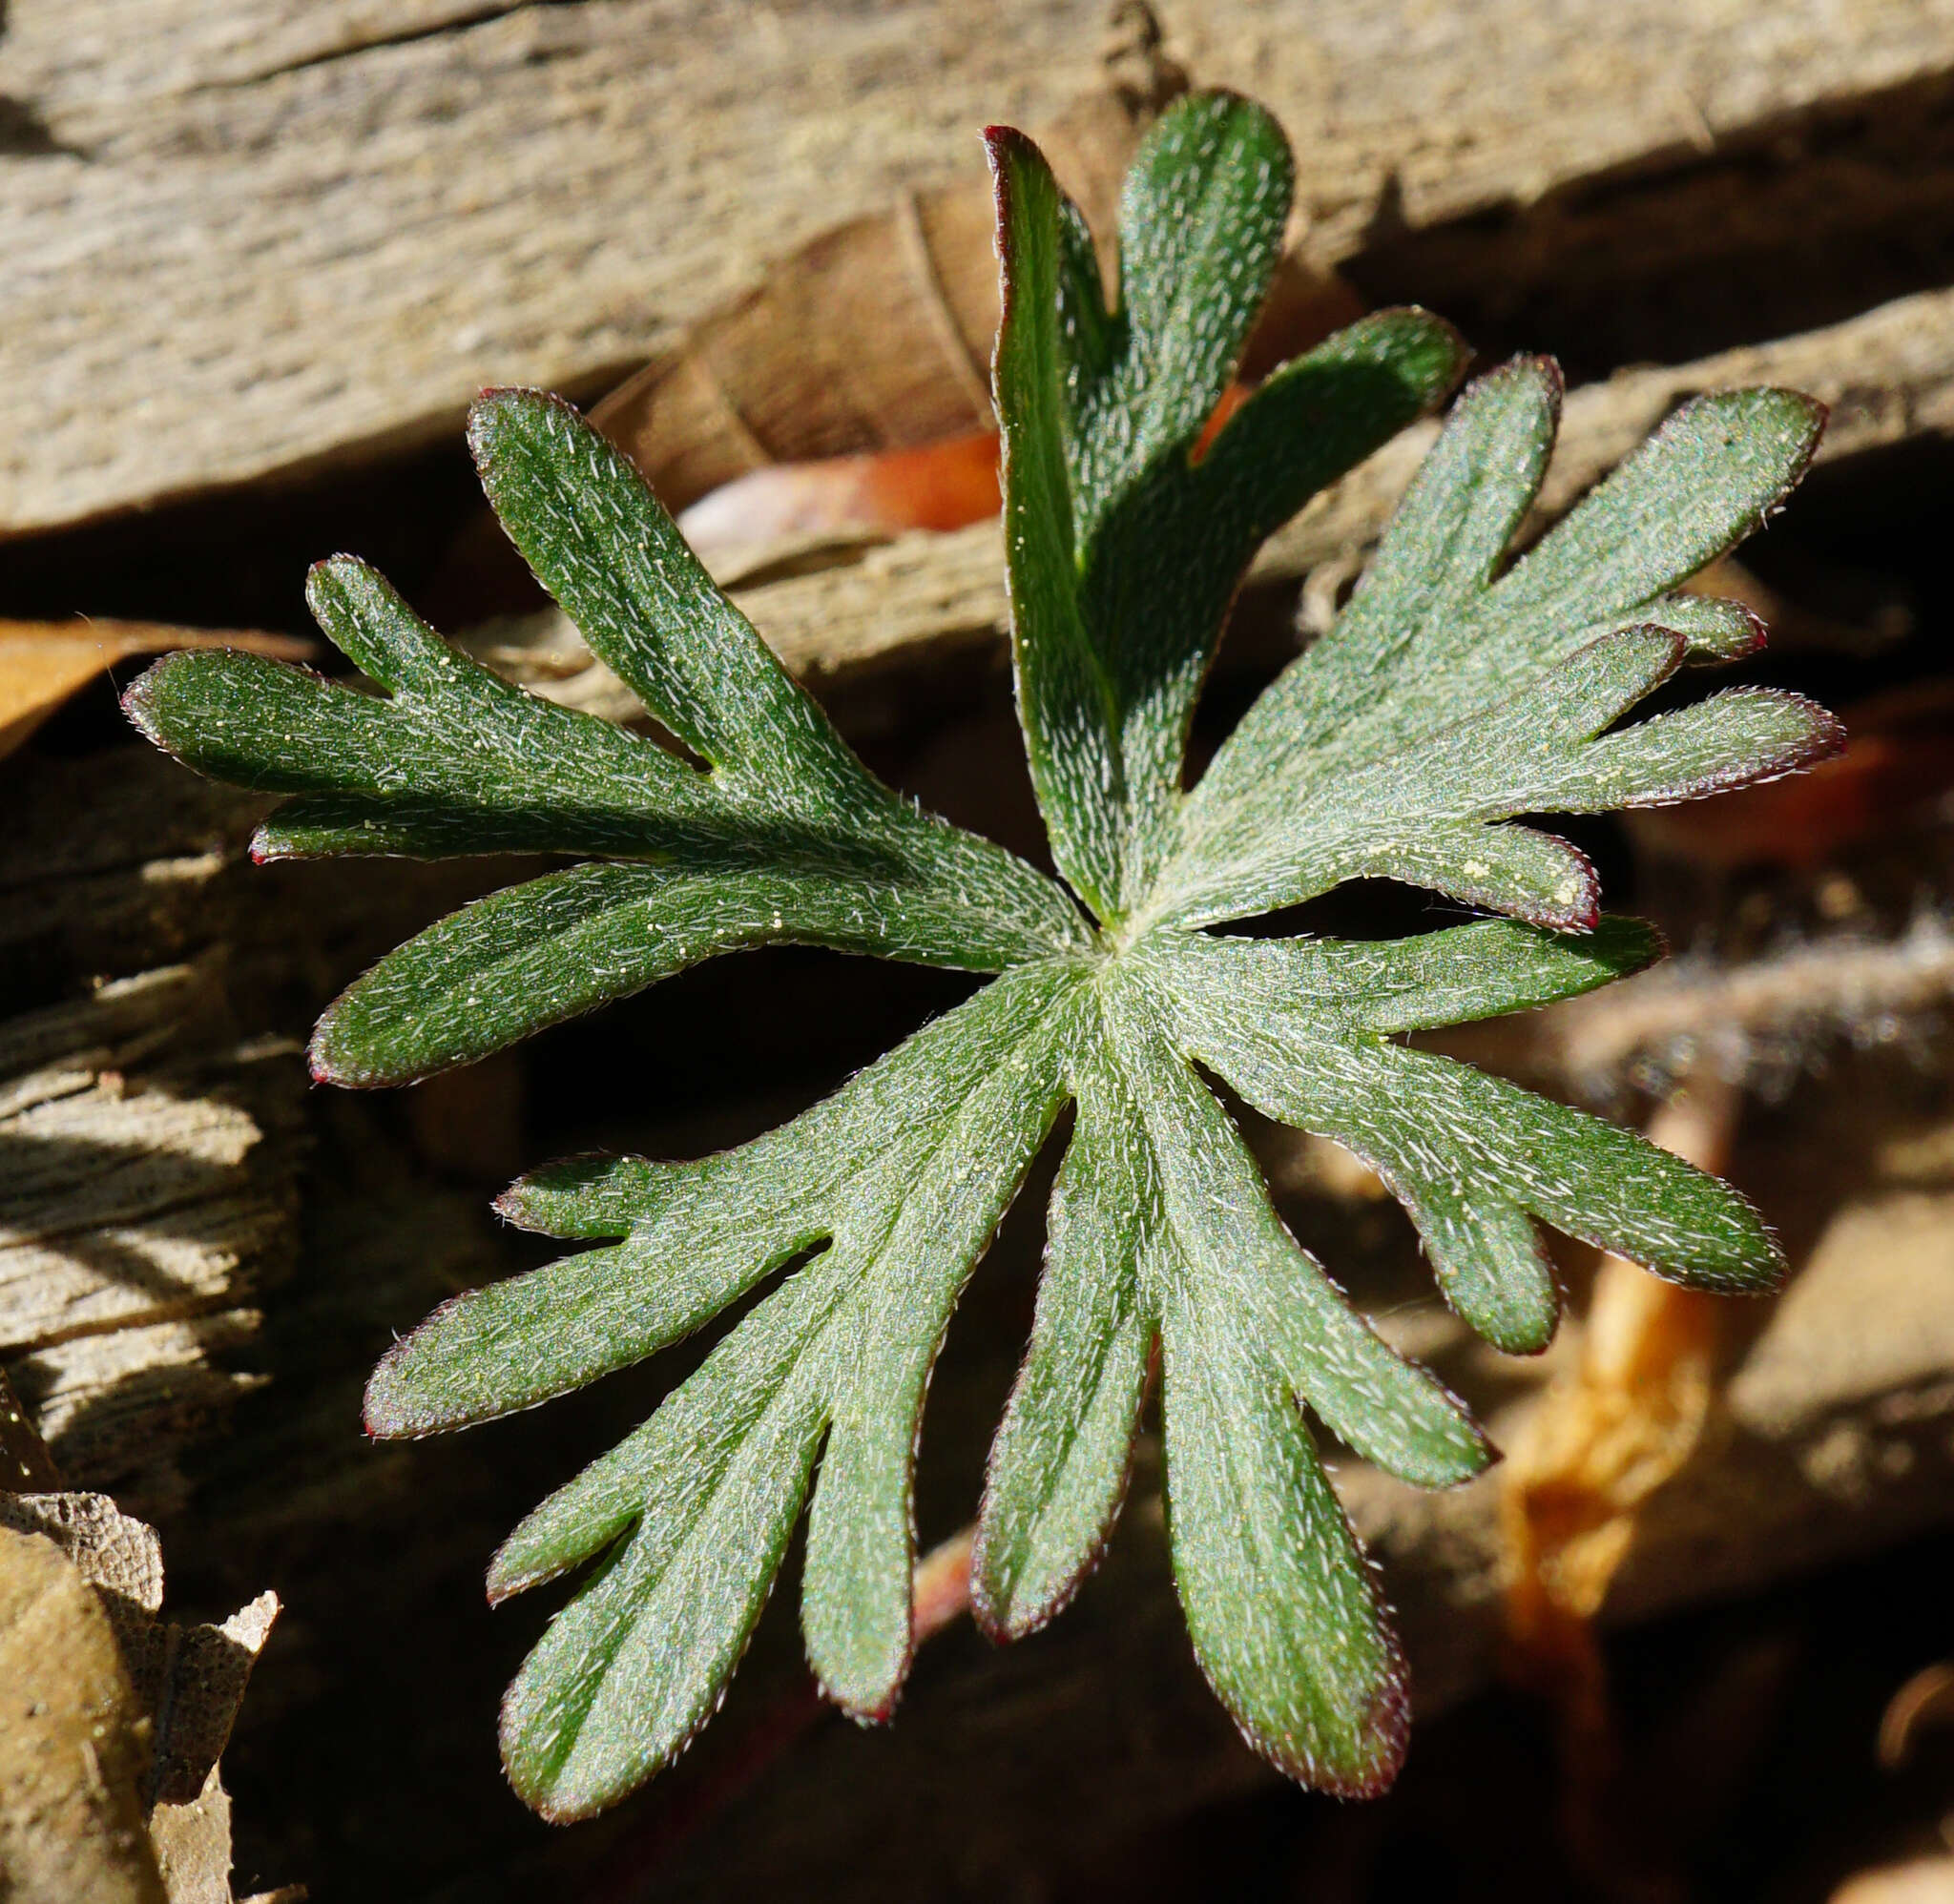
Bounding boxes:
[988,99,1466,919]
[1166,361,1835,930]
[124,84,1840,1822]
[379,962,1080,1818]
[131,424,1086,1087]
[1153,927,1782,1353]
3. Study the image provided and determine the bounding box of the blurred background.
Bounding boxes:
[3,2,1954,1898]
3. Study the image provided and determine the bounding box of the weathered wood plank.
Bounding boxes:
[4,0,1953,533]
[0,747,499,1521]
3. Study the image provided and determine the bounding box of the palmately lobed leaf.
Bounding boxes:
[123,86,1843,1823]
[131,398,1088,1091]
[1147,356,1838,933]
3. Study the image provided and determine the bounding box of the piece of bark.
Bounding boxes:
[6,0,1954,534]
[0,1492,277,1803]
[0,741,534,1516]
[0,942,300,1518]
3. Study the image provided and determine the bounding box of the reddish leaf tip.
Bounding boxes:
[117,673,153,728]
[1216,1635,1413,1799]
[1798,700,1851,762]
[304,1019,355,1087]
[1709,600,1770,660]
[820,1670,905,1728]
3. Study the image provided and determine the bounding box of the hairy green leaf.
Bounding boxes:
[128,419,1086,1089]
[123,86,1840,1821]
[1156,357,1838,929]
[988,96,1468,918]
[405,961,1080,1817]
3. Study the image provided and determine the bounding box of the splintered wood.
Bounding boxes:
[0,770,301,1519]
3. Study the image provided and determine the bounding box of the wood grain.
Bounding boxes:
[5,0,1954,535]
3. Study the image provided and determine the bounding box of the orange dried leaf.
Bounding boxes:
[0,619,312,761]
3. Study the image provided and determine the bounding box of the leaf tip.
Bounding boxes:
[302,550,369,625]
[363,1303,475,1439]
[1790,696,1850,767]
[1231,1631,1413,1799]
[496,1692,584,1822]
[966,1543,1041,1645]
[969,1461,1131,1645]
[1702,598,1769,660]
[1548,842,1604,932]
[360,1345,420,1440]
[117,661,166,742]
[119,652,214,765]
[1387,305,1473,389]
[982,124,1050,284]
[1320,1666,1413,1800]
[980,122,1036,170]
[1475,350,1566,426]
[466,383,573,476]
[496,1670,684,1823]
[483,1550,524,1610]
[305,1005,382,1090]
[823,1676,904,1728]
[1511,836,1603,932]
[1593,912,1669,978]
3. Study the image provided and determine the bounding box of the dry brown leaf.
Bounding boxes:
[1499,1076,1744,1841]
[0,1493,284,1903]
[675,431,1003,576]
[1878,1662,1954,1770]
[0,621,313,763]
[0,1523,168,1904]
[1833,1860,1954,1904]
